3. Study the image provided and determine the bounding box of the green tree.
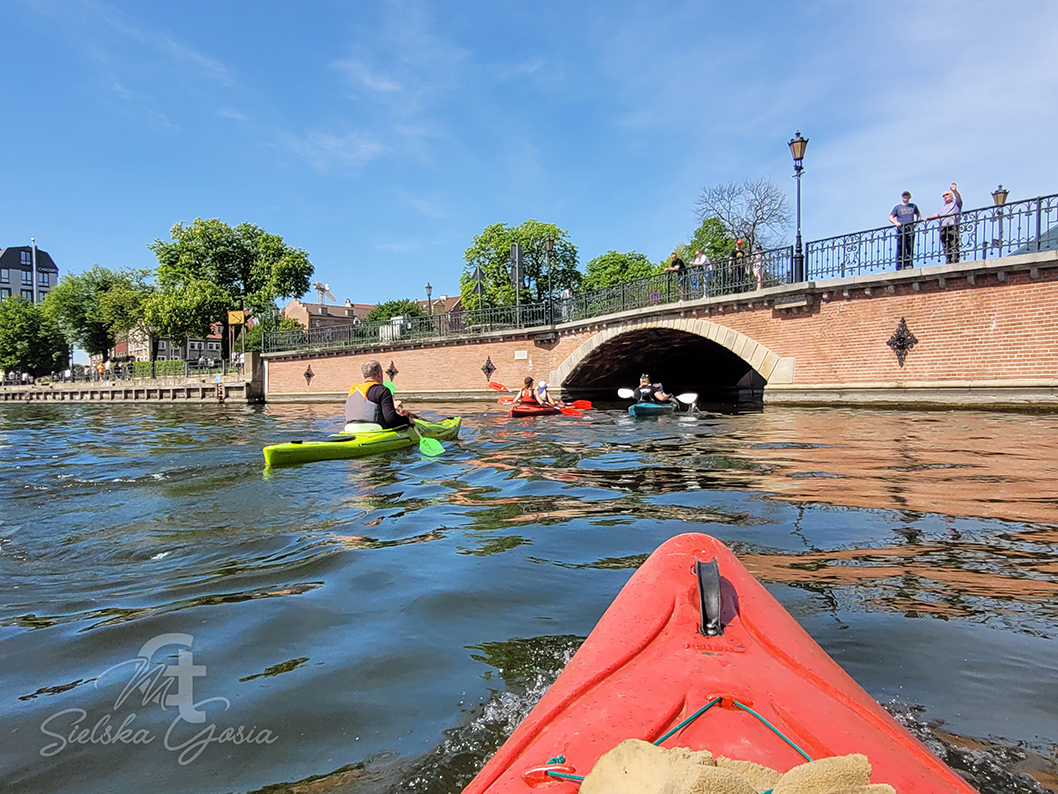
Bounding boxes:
[0,297,70,376]
[460,220,579,309]
[582,250,659,292]
[687,217,736,264]
[142,279,230,344]
[42,265,144,359]
[148,219,313,356]
[365,299,425,323]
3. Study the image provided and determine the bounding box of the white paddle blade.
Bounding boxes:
[675,392,698,404]
[618,388,635,399]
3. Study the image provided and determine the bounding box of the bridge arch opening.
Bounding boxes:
[557,325,769,407]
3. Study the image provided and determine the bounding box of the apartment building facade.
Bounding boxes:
[0,245,59,303]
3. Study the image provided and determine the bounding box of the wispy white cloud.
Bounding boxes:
[278,131,389,172]
[217,107,247,122]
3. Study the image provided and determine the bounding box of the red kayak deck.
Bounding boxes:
[463,533,978,793]
[509,402,561,418]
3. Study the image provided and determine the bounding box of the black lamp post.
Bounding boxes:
[425,282,433,315]
[991,185,1009,255]
[788,131,808,282]
[545,236,555,324]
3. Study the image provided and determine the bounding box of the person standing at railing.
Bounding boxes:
[664,252,688,299]
[728,239,748,292]
[691,249,710,297]
[889,191,921,270]
[925,183,963,264]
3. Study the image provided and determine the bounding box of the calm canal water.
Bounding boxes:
[1,402,1057,794]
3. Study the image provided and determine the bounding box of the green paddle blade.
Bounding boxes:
[383,380,396,393]
[419,436,445,456]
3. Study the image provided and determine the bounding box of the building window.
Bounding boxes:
[38,272,50,286]
[207,342,220,351]
[0,288,10,299]
[0,269,8,283]
[158,340,168,350]
[22,271,32,284]
[38,291,47,303]
[21,289,34,300]
[21,251,31,265]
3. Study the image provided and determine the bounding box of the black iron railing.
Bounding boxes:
[806,193,1058,279]
[264,193,1058,354]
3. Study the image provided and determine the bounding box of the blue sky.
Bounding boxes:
[4,0,1058,308]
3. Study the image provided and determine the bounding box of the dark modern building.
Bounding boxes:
[0,245,59,303]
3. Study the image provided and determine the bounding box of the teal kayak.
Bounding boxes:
[628,401,677,417]
[262,417,461,467]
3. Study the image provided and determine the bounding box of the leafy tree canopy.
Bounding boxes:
[687,217,736,264]
[42,265,149,358]
[460,220,580,309]
[0,297,70,376]
[148,219,314,349]
[582,250,659,292]
[365,299,425,323]
[142,279,229,342]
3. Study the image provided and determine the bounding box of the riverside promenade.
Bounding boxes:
[0,354,264,404]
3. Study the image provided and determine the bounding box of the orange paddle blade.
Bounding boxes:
[497,396,515,404]
[559,406,581,417]
[569,400,592,410]
[487,381,509,391]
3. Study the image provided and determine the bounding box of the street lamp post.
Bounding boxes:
[425,282,433,315]
[544,236,555,324]
[30,237,38,304]
[788,132,808,282]
[991,184,1009,255]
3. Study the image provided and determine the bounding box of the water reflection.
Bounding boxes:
[1,403,1057,794]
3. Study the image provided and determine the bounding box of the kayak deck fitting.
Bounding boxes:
[463,533,978,794]
[628,401,677,417]
[262,417,460,467]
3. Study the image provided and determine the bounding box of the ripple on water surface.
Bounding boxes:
[0,403,1056,793]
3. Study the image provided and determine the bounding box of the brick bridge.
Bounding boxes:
[263,249,1058,410]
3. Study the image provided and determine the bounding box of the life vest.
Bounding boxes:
[344,382,384,424]
[516,386,540,404]
[636,384,664,403]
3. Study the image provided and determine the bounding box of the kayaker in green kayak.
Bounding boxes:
[345,360,419,429]
[634,373,671,404]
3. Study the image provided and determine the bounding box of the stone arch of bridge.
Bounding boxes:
[551,318,789,405]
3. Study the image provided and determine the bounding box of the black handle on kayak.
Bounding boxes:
[695,557,723,637]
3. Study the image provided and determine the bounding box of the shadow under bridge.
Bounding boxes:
[559,327,766,408]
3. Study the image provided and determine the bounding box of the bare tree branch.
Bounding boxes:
[694,179,791,251]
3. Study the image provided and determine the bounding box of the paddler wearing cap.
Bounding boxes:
[633,373,670,404]
[536,379,558,406]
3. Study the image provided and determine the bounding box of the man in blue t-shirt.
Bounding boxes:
[889,191,921,270]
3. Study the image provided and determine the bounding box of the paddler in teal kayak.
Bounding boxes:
[345,360,419,429]
[634,373,671,404]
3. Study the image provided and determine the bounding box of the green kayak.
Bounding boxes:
[263,417,461,467]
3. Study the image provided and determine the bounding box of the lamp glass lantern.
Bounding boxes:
[425,282,433,315]
[992,184,1009,207]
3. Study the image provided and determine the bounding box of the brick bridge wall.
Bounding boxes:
[264,250,1058,409]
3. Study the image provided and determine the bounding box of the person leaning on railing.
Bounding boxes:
[925,182,963,264]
